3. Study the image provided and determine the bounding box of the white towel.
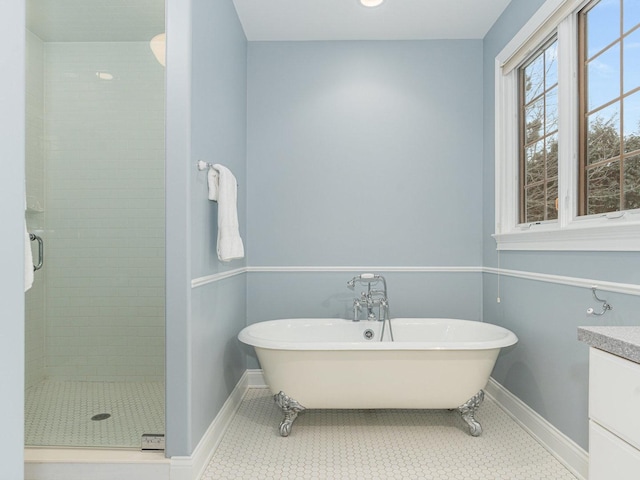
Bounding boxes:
[24,221,34,292]
[208,164,244,262]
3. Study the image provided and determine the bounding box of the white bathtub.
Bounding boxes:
[238,317,517,436]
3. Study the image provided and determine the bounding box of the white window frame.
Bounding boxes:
[493,0,640,251]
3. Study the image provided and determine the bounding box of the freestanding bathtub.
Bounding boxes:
[238,317,517,437]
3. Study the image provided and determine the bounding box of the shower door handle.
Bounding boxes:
[29,233,43,271]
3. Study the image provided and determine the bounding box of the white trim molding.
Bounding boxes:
[169,370,250,480]
[190,266,483,289]
[485,378,588,480]
[484,267,640,296]
[248,266,483,274]
[190,267,246,288]
[190,265,640,297]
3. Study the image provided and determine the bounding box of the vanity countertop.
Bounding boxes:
[578,326,640,364]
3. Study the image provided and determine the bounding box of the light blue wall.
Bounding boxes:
[0,0,26,476]
[246,41,485,357]
[165,0,247,457]
[483,0,640,450]
[187,0,248,455]
[247,41,484,267]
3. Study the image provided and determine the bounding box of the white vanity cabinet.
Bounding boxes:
[588,347,640,479]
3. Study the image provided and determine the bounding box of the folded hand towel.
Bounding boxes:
[24,221,34,292]
[210,164,244,262]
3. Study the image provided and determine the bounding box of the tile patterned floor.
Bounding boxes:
[25,380,164,448]
[203,388,578,480]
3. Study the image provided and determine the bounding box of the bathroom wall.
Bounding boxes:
[245,40,484,357]
[42,41,165,382]
[165,0,248,457]
[482,0,640,450]
[188,0,248,452]
[0,0,26,475]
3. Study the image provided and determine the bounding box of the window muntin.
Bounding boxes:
[519,38,559,223]
[579,0,640,216]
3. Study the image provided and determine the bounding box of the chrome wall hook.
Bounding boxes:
[587,286,613,316]
[197,160,214,171]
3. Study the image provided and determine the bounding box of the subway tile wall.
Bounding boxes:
[25,31,46,389]
[42,41,165,382]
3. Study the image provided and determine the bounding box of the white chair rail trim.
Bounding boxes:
[484,267,640,297]
[191,266,640,297]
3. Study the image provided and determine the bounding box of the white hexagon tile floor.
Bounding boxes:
[202,388,578,480]
[25,380,164,447]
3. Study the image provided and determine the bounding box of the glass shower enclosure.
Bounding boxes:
[24,0,166,449]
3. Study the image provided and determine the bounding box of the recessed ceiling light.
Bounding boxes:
[360,0,384,7]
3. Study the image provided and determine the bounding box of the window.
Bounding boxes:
[494,0,640,251]
[519,38,559,223]
[579,0,640,216]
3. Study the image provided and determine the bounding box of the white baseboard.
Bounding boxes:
[246,368,267,387]
[485,377,588,480]
[169,370,251,480]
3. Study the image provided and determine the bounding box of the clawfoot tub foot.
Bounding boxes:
[457,390,485,437]
[274,391,306,437]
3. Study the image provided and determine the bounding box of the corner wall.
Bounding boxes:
[165,0,247,457]
[482,0,640,450]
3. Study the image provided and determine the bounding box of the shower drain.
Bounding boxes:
[91,413,111,421]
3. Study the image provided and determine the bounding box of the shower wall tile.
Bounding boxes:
[25,31,46,213]
[43,42,165,382]
[25,31,46,390]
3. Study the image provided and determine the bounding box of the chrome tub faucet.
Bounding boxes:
[346,273,389,322]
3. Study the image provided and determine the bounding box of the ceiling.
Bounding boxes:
[26,0,511,43]
[232,0,513,41]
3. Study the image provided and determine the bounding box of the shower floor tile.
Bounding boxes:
[25,380,164,448]
[202,388,579,480]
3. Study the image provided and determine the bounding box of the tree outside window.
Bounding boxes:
[519,38,559,223]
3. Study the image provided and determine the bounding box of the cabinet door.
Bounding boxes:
[589,347,640,450]
[590,421,640,480]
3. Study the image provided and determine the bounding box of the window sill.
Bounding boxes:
[493,221,640,251]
